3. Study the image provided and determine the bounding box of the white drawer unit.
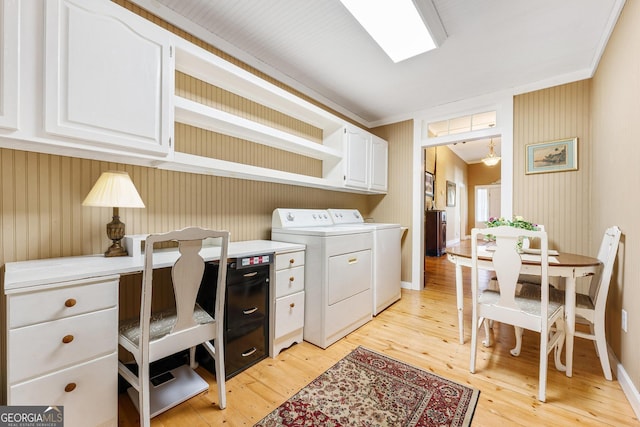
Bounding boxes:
[5,275,119,427]
[272,250,305,356]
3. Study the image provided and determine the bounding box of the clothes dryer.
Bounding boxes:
[327,209,401,315]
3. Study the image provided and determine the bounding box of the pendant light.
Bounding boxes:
[482,138,501,166]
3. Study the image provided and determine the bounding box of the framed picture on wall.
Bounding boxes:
[446,181,456,207]
[425,172,434,198]
[525,137,578,174]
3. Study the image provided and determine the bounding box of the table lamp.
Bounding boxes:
[82,171,145,257]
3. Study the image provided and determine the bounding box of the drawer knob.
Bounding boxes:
[64,383,76,393]
[62,335,74,344]
[289,258,295,265]
[64,298,77,308]
[289,302,295,308]
[289,276,295,282]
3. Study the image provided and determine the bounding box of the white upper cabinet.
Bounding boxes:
[0,0,19,131]
[0,0,387,194]
[43,0,173,157]
[369,135,388,192]
[343,127,371,189]
[323,125,388,193]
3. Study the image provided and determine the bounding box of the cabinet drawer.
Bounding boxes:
[9,307,118,384]
[275,251,305,270]
[8,276,118,328]
[9,352,117,427]
[225,325,267,378]
[275,266,304,298]
[275,292,305,338]
[227,280,267,329]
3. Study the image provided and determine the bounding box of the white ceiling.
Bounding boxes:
[449,137,501,165]
[130,0,623,162]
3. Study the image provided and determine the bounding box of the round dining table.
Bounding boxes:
[446,239,601,378]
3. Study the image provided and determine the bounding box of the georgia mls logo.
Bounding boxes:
[0,406,64,427]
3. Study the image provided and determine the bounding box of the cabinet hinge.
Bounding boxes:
[170,46,173,57]
[169,137,172,147]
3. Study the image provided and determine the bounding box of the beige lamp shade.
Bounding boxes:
[82,171,145,208]
[83,171,145,257]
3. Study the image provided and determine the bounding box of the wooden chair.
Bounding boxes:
[470,226,565,402]
[487,225,559,288]
[515,226,621,380]
[118,227,230,427]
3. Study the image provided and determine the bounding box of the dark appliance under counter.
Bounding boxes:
[196,253,273,379]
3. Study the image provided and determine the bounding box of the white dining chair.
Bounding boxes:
[487,224,556,288]
[470,226,565,402]
[515,225,621,380]
[118,227,230,427]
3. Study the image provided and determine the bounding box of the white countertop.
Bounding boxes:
[4,240,305,293]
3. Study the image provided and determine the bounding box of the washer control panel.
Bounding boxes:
[327,209,364,224]
[272,208,333,228]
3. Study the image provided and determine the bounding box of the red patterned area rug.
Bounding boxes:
[254,346,479,427]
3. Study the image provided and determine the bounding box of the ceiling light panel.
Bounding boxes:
[340,0,437,63]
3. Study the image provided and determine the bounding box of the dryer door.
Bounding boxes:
[327,249,372,305]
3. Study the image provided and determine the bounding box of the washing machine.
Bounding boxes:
[271,208,373,349]
[328,209,401,315]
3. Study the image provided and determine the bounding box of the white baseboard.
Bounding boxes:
[446,238,460,247]
[610,347,640,419]
[400,280,414,290]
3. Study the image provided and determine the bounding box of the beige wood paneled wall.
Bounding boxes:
[0,148,368,267]
[370,120,414,283]
[591,0,640,392]
[513,80,592,254]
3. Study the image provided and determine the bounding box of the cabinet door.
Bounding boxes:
[275,291,304,338]
[0,0,19,130]
[369,135,388,192]
[344,127,370,189]
[9,353,117,427]
[44,0,173,156]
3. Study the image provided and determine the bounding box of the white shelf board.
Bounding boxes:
[174,96,342,162]
[156,152,374,194]
[173,38,345,135]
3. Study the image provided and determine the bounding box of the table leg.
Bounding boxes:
[564,276,576,377]
[456,262,464,344]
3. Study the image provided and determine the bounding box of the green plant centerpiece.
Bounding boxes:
[485,216,539,252]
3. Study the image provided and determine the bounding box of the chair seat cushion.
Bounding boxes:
[479,289,564,317]
[516,283,595,310]
[119,303,214,347]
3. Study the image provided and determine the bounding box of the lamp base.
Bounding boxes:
[105,241,128,257]
[105,208,128,257]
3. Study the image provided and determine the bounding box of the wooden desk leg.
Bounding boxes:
[564,276,576,377]
[456,262,464,344]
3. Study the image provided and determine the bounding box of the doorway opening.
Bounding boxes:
[475,184,501,229]
[413,93,514,290]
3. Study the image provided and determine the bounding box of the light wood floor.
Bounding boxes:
[118,255,639,426]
